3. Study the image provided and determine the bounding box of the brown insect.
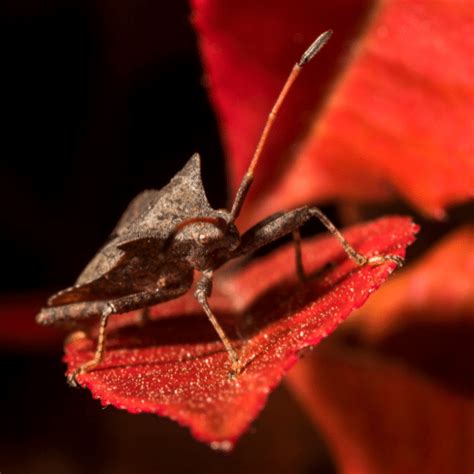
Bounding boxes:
[36,31,403,385]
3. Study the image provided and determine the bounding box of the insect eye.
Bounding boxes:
[198,233,211,245]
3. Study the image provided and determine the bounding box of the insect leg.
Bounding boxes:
[136,306,151,326]
[67,303,114,387]
[308,207,404,267]
[236,206,404,268]
[194,270,241,375]
[292,229,307,281]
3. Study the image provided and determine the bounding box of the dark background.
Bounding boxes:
[0,0,227,293]
[0,1,336,472]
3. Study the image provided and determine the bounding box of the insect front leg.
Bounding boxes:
[194,270,241,377]
[66,280,193,387]
[67,302,114,387]
[235,206,404,274]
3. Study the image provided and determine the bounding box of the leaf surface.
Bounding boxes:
[65,217,417,446]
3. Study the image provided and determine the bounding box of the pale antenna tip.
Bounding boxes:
[298,29,333,66]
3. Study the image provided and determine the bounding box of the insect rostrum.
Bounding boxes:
[36,30,403,386]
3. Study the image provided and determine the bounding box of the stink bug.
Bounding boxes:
[36,30,403,385]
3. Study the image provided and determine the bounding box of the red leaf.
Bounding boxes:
[287,345,474,474]
[64,217,417,446]
[286,225,474,472]
[193,0,474,224]
[0,292,65,350]
[191,0,378,212]
[352,224,474,340]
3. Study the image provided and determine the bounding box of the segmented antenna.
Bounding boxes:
[298,29,332,66]
[229,30,333,221]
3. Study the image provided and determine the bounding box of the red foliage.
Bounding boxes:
[65,217,417,446]
[353,224,474,339]
[285,225,474,472]
[0,292,65,350]
[193,0,474,224]
[192,0,375,201]
[288,345,474,474]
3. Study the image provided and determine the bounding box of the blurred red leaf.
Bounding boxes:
[287,345,474,474]
[338,224,474,399]
[352,224,474,340]
[65,217,416,446]
[193,0,474,224]
[0,292,65,350]
[191,0,380,215]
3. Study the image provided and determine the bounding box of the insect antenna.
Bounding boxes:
[229,29,333,221]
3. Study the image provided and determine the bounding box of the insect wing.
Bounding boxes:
[47,153,211,308]
[47,238,163,306]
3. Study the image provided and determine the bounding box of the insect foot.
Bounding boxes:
[67,355,106,387]
[67,366,87,388]
[365,254,405,267]
[67,355,103,388]
[227,359,243,381]
[350,251,405,269]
